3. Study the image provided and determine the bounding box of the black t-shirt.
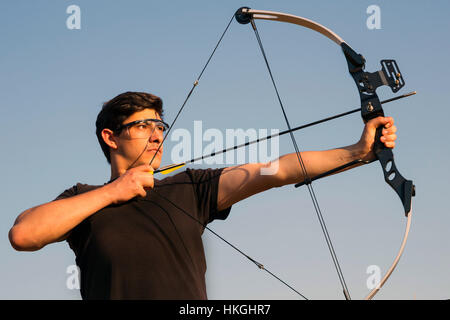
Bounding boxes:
[55,168,231,300]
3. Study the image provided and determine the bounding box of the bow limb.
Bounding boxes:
[236,8,345,45]
[365,210,412,300]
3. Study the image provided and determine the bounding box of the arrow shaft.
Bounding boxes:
[157,91,415,173]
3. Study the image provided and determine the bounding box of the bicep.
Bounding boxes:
[217,162,281,211]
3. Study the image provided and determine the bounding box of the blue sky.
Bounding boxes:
[1,0,449,299]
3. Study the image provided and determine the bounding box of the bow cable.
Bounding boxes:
[148,14,235,168]
[145,13,308,299]
[249,18,351,300]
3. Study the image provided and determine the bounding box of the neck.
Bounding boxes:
[109,157,129,181]
[109,154,160,182]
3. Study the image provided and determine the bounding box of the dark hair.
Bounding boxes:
[95,91,164,163]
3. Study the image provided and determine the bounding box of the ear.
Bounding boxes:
[101,128,119,150]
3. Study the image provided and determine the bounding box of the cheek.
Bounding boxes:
[122,140,148,156]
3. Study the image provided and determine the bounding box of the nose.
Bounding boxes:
[148,126,163,146]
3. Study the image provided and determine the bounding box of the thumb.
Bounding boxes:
[370,116,393,129]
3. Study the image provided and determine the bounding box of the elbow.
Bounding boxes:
[8,226,42,252]
[9,226,28,251]
[263,161,287,188]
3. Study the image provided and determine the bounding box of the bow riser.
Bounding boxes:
[341,42,415,216]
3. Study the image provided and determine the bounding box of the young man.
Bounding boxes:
[8,91,397,299]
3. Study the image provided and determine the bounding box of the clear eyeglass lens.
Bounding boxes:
[127,120,167,139]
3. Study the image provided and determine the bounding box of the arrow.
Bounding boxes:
[153,91,416,175]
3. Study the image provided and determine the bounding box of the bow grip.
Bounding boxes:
[374,127,415,215]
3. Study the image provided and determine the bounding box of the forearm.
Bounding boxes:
[275,144,365,186]
[9,184,116,251]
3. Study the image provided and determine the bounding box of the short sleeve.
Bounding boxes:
[185,168,232,224]
[54,183,100,201]
[52,183,101,257]
[54,185,79,201]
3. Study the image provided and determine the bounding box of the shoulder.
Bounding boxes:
[54,182,103,200]
[155,167,226,187]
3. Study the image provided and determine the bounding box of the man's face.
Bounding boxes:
[115,108,164,170]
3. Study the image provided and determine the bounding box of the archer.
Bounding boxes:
[9,91,397,299]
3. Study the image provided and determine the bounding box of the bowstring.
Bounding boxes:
[144,12,309,300]
[249,19,351,300]
[148,13,235,169]
[149,188,308,300]
[126,127,157,171]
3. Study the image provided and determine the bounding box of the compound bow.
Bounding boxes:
[149,7,416,300]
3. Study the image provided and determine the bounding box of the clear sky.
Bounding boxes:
[1,0,449,300]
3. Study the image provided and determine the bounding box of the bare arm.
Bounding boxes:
[9,185,116,251]
[9,164,155,251]
[217,144,363,211]
[217,117,397,211]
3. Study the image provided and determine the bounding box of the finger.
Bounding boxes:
[383,116,394,129]
[384,141,395,148]
[137,187,147,198]
[139,173,155,188]
[135,164,155,174]
[382,125,397,135]
[368,116,390,130]
[380,136,396,148]
[381,133,397,142]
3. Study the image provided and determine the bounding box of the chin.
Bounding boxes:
[146,157,162,169]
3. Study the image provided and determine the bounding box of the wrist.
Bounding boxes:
[352,141,374,162]
[101,182,120,205]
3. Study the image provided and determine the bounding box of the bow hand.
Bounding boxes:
[357,116,397,162]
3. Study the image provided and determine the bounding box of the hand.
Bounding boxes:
[357,116,397,162]
[108,164,155,204]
